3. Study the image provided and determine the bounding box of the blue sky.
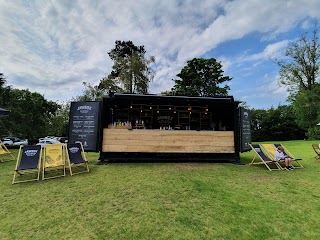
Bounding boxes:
[0,0,319,109]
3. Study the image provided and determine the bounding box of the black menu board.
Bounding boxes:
[68,101,101,152]
[239,107,251,152]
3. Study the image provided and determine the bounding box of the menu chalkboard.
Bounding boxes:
[68,101,101,152]
[240,107,251,152]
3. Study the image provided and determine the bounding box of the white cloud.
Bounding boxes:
[235,40,290,63]
[259,74,288,98]
[176,0,320,61]
[0,0,319,109]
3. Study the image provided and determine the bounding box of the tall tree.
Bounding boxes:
[172,58,232,97]
[99,40,155,94]
[277,26,320,93]
[276,25,320,131]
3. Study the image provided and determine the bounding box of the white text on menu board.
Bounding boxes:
[72,115,95,135]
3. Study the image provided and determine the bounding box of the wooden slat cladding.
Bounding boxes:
[102,129,235,153]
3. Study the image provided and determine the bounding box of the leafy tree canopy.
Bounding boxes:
[48,101,70,137]
[0,72,6,88]
[275,24,320,133]
[172,58,232,97]
[0,73,11,107]
[290,83,320,130]
[108,40,146,61]
[276,25,320,93]
[251,105,305,141]
[75,82,109,101]
[99,40,155,94]
[0,88,59,142]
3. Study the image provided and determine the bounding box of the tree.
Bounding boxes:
[47,102,70,137]
[0,74,68,141]
[160,90,174,96]
[0,72,5,88]
[277,26,320,93]
[251,105,304,141]
[75,82,109,101]
[0,73,11,107]
[99,40,155,94]
[98,75,124,95]
[0,73,5,106]
[276,25,320,132]
[172,58,232,97]
[291,83,320,130]
[0,88,59,143]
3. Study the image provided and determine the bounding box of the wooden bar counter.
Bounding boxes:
[102,128,235,154]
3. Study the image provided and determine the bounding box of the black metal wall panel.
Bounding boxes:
[239,107,252,152]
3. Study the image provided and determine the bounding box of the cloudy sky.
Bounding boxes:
[0,0,319,109]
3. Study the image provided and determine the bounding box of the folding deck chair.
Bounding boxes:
[66,142,89,176]
[312,144,320,160]
[0,140,15,162]
[260,144,286,170]
[250,144,282,171]
[273,144,303,169]
[12,145,42,184]
[43,144,66,180]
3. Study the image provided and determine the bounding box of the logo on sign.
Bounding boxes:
[77,105,92,113]
[48,149,60,154]
[69,147,79,154]
[25,150,38,157]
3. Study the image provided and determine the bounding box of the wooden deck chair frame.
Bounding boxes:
[273,144,303,169]
[249,144,282,171]
[12,145,42,184]
[312,144,320,160]
[42,144,66,180]
[0,140,15,162]
[66,142,89,176]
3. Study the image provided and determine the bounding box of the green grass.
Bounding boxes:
[1,140,320,239]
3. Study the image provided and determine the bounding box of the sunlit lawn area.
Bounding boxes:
[1,140,320,239]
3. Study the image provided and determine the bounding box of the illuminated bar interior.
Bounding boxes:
[104,94,237,131]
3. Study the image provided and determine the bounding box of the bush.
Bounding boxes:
[307,127,320,140]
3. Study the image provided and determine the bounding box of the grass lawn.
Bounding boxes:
[1,140,320,239]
